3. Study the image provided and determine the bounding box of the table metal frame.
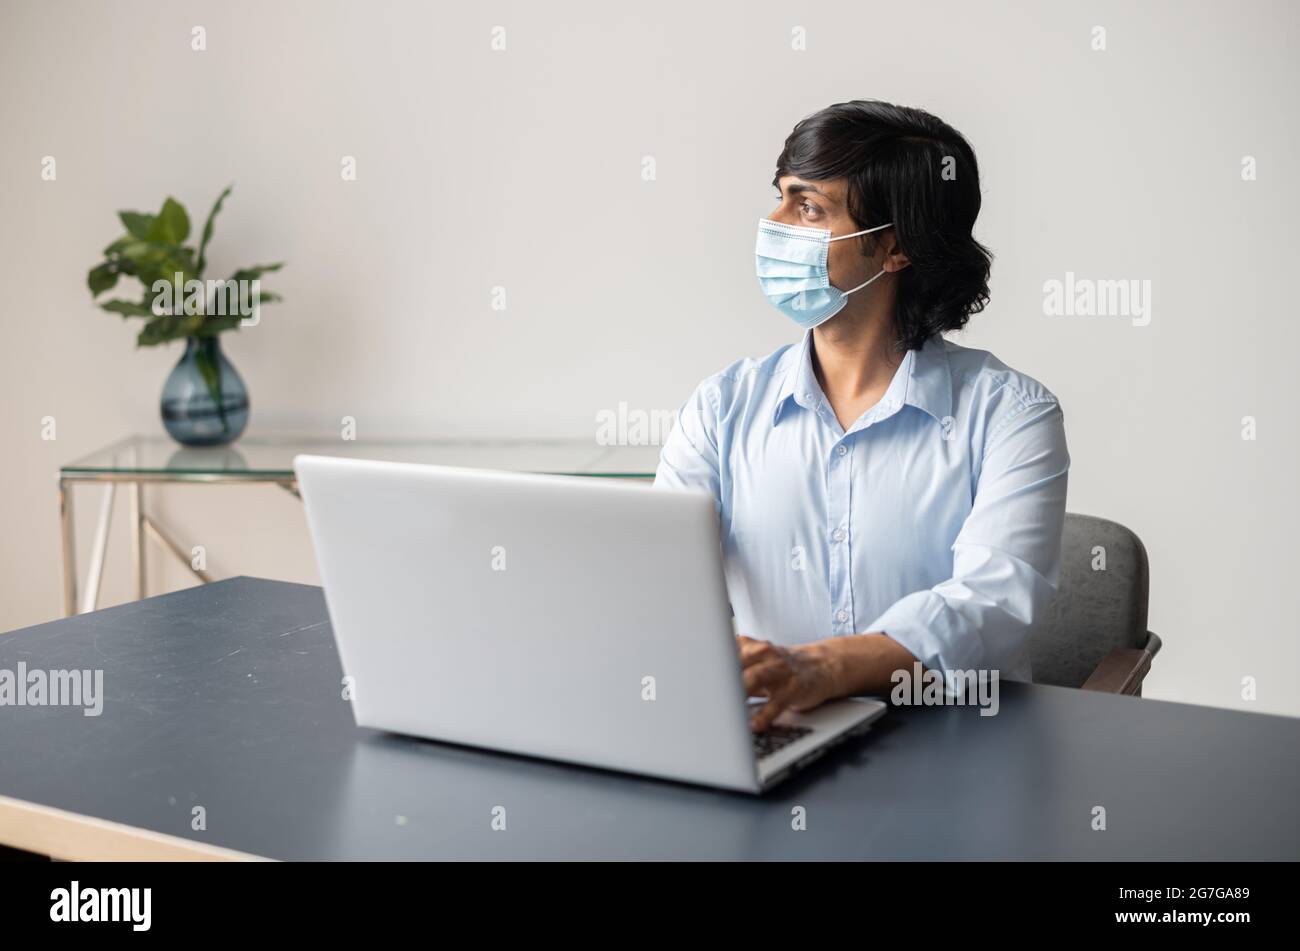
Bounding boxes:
[58,437,654,618]
[58,467,300,618]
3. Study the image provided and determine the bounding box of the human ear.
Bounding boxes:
[880,235,910,273]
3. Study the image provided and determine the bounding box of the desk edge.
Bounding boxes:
[0,794,271,862]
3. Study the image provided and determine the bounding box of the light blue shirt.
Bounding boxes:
[654,331,1069,684]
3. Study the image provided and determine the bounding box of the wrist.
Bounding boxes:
[801,638,853,697]
[814,633,919,697]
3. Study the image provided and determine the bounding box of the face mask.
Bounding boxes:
[755,218,894,329]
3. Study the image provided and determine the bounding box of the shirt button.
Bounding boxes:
[832,528,846,543]
[836,445,848,457]
[836,609,849,623]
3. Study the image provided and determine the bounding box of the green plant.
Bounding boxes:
[86,185,284,346]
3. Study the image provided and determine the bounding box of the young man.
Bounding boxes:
[655,100,1069,732]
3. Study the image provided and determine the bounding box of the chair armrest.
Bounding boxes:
[1081,636,1156,696]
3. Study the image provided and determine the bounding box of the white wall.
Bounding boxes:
[1,0,1296,715]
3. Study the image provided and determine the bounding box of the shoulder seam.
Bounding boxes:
[985,396,1060,448]
[705,351,797,395]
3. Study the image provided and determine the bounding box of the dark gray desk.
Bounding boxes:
[1,577,1296,860]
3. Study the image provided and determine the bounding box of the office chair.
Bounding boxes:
[1029,513,1162,695]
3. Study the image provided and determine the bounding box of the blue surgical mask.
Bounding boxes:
[755,218,894,328]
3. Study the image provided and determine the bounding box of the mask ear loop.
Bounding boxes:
[828,222,893,241]
[842,267,887,295]
[829,222,894,294]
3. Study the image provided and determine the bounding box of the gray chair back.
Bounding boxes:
[1030,513,1151,688]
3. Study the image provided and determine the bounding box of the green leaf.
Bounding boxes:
[136,315,185,346]
[109,243,193,292]
[115,240,172,267]
[113,240,154,259]
[195,184,233,279]
[142,279,178,316]
[87,263,118,297]
[146,197,190,245]
[99,298,155,318]
[160,247,196,280]
[229,262,284,282]
[118,211,154,239]
[103,236,135,256]
[194,314,245,336]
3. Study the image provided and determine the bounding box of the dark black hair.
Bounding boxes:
[774,100,992,351]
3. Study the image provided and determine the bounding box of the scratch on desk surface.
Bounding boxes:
[278,620,330,637]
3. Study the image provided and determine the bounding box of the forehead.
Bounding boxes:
[777,174,847,203]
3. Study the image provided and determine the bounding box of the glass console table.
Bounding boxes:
[58,435,661,617]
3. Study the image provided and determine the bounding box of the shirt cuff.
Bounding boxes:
[864,589,984,686]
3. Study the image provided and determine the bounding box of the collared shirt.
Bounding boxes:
[654,331,1069,683]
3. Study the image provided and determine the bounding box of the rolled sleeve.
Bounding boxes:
[866,399,1069,686]
[654,380,722,509]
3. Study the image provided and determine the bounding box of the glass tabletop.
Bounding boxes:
[61,435,662,479]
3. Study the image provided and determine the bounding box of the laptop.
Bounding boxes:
[293,454,886,793]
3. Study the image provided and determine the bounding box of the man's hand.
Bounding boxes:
[737,632,920,732]
[737,636,843,732]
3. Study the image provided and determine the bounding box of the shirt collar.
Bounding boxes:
[772,331,821,424]
[772,331,952,427]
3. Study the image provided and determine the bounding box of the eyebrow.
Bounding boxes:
[784,181,829,198]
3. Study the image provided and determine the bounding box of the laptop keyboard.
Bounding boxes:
[748,709,814,759]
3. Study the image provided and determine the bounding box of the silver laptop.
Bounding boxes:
[294,454,885,793]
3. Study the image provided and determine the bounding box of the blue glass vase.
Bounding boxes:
[160,336,250,447]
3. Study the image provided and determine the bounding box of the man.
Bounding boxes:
[655,100,1069,732]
